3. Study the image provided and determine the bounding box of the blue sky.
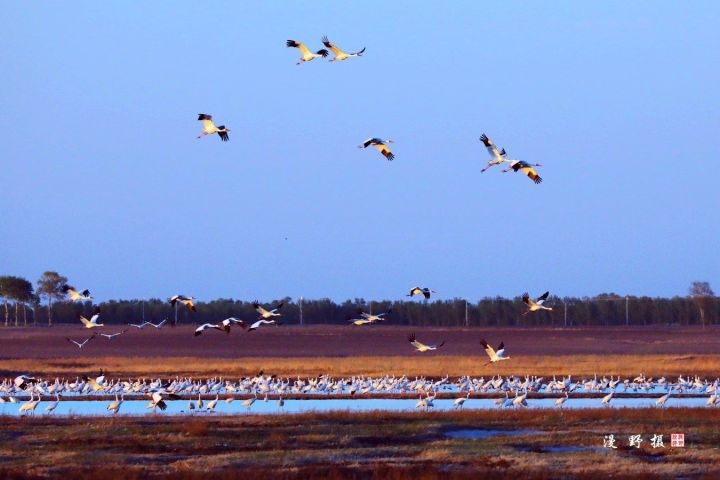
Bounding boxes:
[2,2,718,303]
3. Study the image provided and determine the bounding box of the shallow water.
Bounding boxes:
[0,396,715,417]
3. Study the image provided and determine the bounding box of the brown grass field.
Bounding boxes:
[2,324,720,379]
[2,324,720,479]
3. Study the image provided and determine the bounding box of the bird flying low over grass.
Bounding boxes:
[408,333,445,352]
[479,134,509,172]
[62,285,92,303]
[253,300,284,320]
[170,295,196,312]
[99,329,128,340]
[221,317,247,332]
[147,390,181,411]
[347,316,374,326]
[194,323,229,336]
[406,287,435,299]
[321,36,365,62]
[359,138,394,161]
[286,40,329,64]
[66,334,97,349]
[247,319,279,331]
[78,307,103,329]
[14,375,37,391]
[357,307,392,323]
[503,160,542,184]
[148,319,167,329]
[197,113,229,141]
[480,339,510,364]
[521,291,553,316]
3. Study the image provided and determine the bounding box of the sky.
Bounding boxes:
[2,1,718,304]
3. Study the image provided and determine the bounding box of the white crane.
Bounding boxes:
[357,307,392,323]
[242,392,258,410]
[480,339,510,364]
[503,160,543,184]
[220,317,247,332]
[601,390,614,407]
[146,390,180,412]
[656,392,671,408]
[522,291,553,316]
[247,319,278,332]
[197,114,229,141]
[406,287,435,299]
[453,392,471,410]
[107,394,124,414]
[62,284,93,303]
[253,300,284,320]
[206,394,219,412]
[78,307,103,329]
[286,40,328,64]
[66,334,97,349]
[415,395,430,411]
[19,393,40,416]
[321,36,365,62]
[512,390,529,408]
[128,321,150,329]
[479,134,509,172]
[170,295,197,312]
[347,316,374,326]
[99,329,128,340]
[555,392,569,408]
[194,323,229,336]
[45,393,61,414]
[408,333,445,352]
[14,375,37,391]
[148,319,167,329]
[358,138,394,161]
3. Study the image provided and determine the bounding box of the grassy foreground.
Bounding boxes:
[1,408,719,479]
[3,354,719,379]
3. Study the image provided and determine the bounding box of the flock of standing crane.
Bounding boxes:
[5,371,720,416]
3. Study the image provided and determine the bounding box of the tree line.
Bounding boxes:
[0,272,717,327]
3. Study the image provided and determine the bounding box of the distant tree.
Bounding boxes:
[0,276,34,326]
[0,276,16,326]
[11,277,34,326]
[689,281,715,327]
[36,271,68,326]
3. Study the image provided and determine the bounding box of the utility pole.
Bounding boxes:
[299,296,303,326]
[465,299,469,327]
[625,295,629,326]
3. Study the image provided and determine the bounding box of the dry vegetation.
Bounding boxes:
[2,354,720,380]
[2,325,720,379]
[1,409,719,479]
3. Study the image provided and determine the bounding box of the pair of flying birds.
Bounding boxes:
[286,36,365,64]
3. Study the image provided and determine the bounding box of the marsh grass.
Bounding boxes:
[3,354,720,379]
[1,408,719,478]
